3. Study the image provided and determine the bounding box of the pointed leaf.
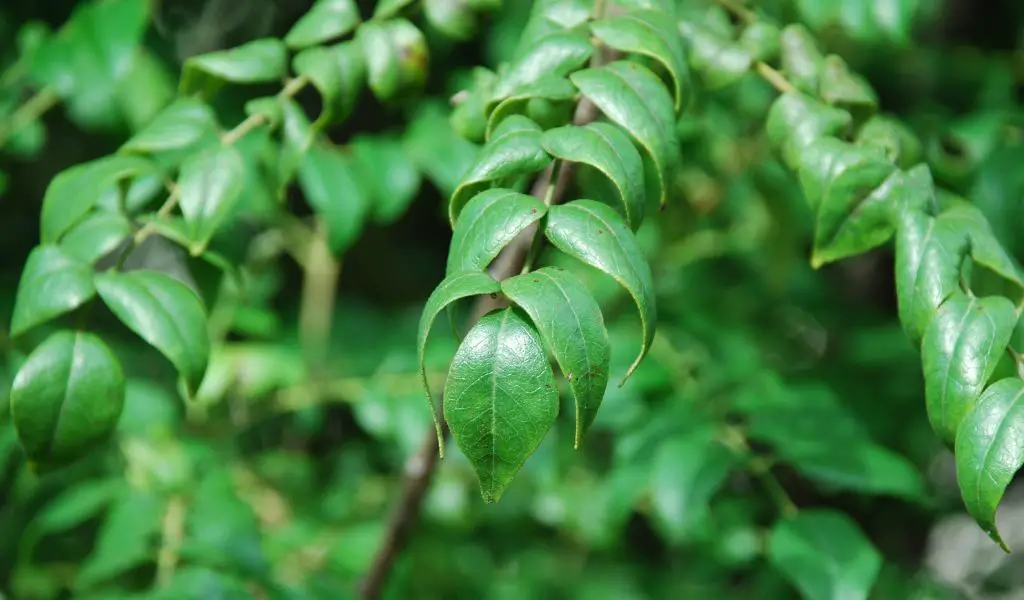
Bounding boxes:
[293,41,365,128]
[502,267,611,446]
[541,122,646,229]
[11,245,96,338]
[297,142,370,253]
[60,212,131,265]
[41,154,159,243]
[10,330,125,470]
[779,24,826,93]
[923,293,1017,446]
[447,189,546,275]
[177,145,246,255]
[768,510,881,600]
[284,0,361,49]
[120,98,218,155]
[765,92,852,171]
[677,19,753,90]
[570,61,680,207]
[937,198,1024,291]
[591,10,689,111]
[956,378,1024,551]
[544,199,655,382]
[819,55,877,120]
[444,308,559,502]
[489,30,593,104]
[417,271,501,453]
[95,270,210,395]
[357,19,428,102]
[180,39,288,98]
[449,116,550,226]
[486,76,577,139]
[895,211,969,346]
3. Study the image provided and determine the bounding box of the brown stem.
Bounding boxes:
[356,47,615,600]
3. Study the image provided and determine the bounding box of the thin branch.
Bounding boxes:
[0,86,60,149]
[356,43,617,600]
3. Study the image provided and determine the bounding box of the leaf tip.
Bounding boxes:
[988,528,1012,553]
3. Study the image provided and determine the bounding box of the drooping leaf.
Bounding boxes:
[357,19,428,101]
[120,98,219,156]
[922,293,1017,446]
[60,212,132,265]
[765,92,852,171]
[955,377,1024,552]
[10,245,96,338]
[570,61,680,207]
[544,199,655,382]
[10,330,125,470]
[449,115,550,226]
[894,211,969,346]
[180,38,289,98]
[292,41,365,128]
[176,144,246,255]
[444,308,559,502]
[417,271,501,453]
[591,10,689,111]
[95,270,210,395]
[41,154,159,243]
[502,267,611,446]
[489,29,593,105]
[541,122,646,229]
[284,0,361,49]
[297,141,370,253]
[447,189,546,275]
[768,510,882,600]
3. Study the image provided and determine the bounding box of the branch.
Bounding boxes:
[355,47,615,600]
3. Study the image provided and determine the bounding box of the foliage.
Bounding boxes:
[2,0,1024,598]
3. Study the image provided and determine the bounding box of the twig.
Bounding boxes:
[0,86,60,149]
[155,495,186,587]
[356,40,615,600]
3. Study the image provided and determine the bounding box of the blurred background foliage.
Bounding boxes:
[1,0,1024,599]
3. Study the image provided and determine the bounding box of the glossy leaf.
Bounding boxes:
[284,0,360,49]
[350,134,422,225]
[95,270,210,395]
[177,145,246,255]
[768,510,881,600]
[444,308,559,502]
[358,19,428,101]
[180,38,288,98]
[739,21,782,62]
[571,61,680,207]
[293,41,365,128]
[894,211,969,345]
[120,98,218,155]
[425,0,477,40]
[297,141,370,253]
[447,189,546,275]
[955,378,1024,551]
[922,293,1017,446]
[779,24,826,93]
[765,92,852,171]
[544,199,655,382]
[60,212,131,265]
[541,123,646,229]
[417,271,501,452]
[10,330,125,470]
[938,198,1024,291]
[373,0,415,19]
[449,116,550,226]
[489,30,593,104]
[10,245,96,338]
[486,76,577,139]
[502,267,611,446]
[677,19,753,90]
[819,55,877,119]
[41,154,158,243]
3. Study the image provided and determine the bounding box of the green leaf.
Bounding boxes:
[41,154,159,243]
[765,92,852,171]
[937,198,1024,291]
[95,270,210,395]
[292,41,365,128]
[739,21,782,62]
[120,98,219,156]
[541,123,646,229]
[779,24,826,93]
[544,199,655,382]
[819,55,878,120]
[177,145,246,255]
[486,76,577,139]
[489,30,593,104]
[405,102,480,197]
[649,427,736,543]
[417,271,501,453]
[502,267,611,446]
[449,116,550,226]
[180,39,288,98]
[297,142,370,253]
[955,377,1024,552]
[357,19,428,101]
[856,115,923,169]
[677,20,753,90]
[768,510,882,600]
[780,440,926,500]
[285,0,361,49]
[894,211,969,346]
[350,134,422,225]
[10,330,125,470]
[75,490,164,590]
[591,10,689,111]
[10,245,95,338]
[570,61,680,207]
[424,0,477,40]
[444,308,559,502]
[447,189,546,275]
[922,293,1017,446]
[373,0,416,19]
[60,212,132,265]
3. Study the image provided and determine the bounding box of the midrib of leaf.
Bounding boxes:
[975,386,1024,514]
[588,125,636,222]
[47,333,81,458]
[937,298,975,432]
[130,279,192,374]
[490,310,512,499]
